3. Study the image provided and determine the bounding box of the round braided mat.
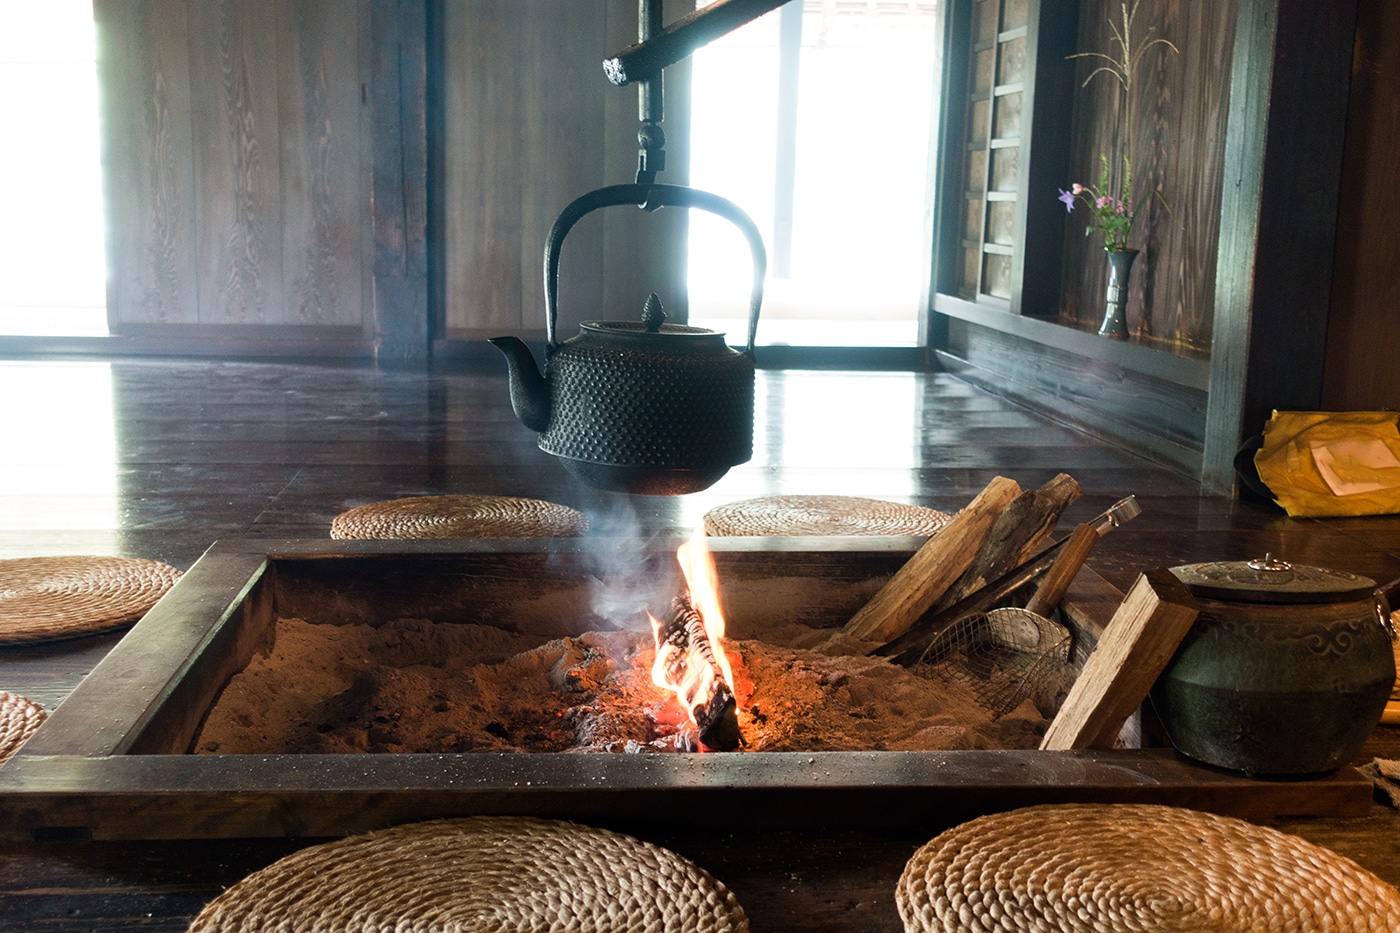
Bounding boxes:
[0,556,182,646]
[897,803,1400,933]
[330,495,589,540]
[188,816,749,933]
[704,495,951,537]
[0,692,46,765]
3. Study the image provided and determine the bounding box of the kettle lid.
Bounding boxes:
[579,292,725,340]
[581,320,722,338]
[1170,555,1375,604]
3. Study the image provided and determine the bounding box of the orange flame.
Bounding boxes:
[676,528,734,687]
[649,528,735,721]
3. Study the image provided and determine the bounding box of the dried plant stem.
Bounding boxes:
[1069,1,1178,210]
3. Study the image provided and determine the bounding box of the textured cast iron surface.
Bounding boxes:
[531,182,764,481]
[538,341,754,469]
[1152,677,1391,775]
[555,458,730,495]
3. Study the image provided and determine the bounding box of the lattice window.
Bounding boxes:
[957,0,1030,302]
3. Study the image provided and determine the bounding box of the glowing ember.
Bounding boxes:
[648,530,742,750]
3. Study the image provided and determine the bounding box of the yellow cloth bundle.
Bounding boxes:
[1254,410,1400,517]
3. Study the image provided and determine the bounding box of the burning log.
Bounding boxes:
[651,593,742,751]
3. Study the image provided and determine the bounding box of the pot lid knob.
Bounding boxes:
[1246,553,1292,572]
[642,293,666,333]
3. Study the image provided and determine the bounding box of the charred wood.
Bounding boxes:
[655,594,742,751]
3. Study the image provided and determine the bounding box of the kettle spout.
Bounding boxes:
[488,337,551,433]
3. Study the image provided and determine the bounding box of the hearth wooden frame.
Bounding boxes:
[0,538,1370,842]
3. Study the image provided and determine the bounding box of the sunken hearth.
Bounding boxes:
[0,538,1373,843]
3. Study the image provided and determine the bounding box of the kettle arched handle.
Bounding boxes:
[543,183,766,357]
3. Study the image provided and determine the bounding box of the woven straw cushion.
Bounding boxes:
[188,816,748,932]
[0,556,182,646]
[897,803,1400,933]
[0,692,46,765]
[331,495,589,540]
[703,495,951,537]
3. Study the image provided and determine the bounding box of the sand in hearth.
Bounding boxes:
[193,614,1051,755]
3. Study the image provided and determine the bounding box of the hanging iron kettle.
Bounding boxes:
[491,183,765,496]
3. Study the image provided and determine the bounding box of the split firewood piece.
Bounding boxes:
[1039,568,1199,751]
[842,476,1022,647]
[1023,522,1100,618]
[932,473,1082,614]
[653,593,742,751]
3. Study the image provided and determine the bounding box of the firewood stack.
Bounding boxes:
[841,474,1083,655]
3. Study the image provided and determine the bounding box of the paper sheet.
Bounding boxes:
[1310,438,1400,496]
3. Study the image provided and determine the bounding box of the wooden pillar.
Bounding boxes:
[1202,0,1357,490]
[370,0,430,359]
[1012,0,1079,321]
[1321,0,1400,411]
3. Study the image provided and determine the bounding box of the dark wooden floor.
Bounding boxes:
[2,356,1398,930]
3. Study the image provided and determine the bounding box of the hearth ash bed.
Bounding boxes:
[193,616,1046,756]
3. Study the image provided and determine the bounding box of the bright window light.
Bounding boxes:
[688,2,941,347]
[0,0,108,336]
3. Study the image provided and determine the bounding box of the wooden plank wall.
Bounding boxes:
[1057,0,1235,357]
[442,0,692,343]
[99,0,199,326]
[939,321,1209,474]
[1322,0,1400,411]
[96,0,370,335]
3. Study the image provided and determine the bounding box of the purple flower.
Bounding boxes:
[1058,189,1075,213]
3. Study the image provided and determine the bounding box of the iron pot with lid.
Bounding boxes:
[1150,555,1398,775]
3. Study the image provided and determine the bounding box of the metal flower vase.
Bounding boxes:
[1098,248,1139,339]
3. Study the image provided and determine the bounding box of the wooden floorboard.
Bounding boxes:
[1,356,1398,930]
